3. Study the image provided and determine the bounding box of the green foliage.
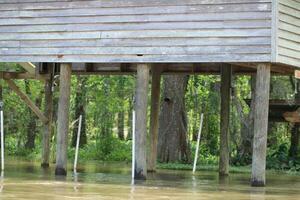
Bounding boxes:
[68,136,132,162]
[5,137,41,160]
[2,62,300,173]
[266,143,300,171]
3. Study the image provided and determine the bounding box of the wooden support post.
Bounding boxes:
[251,63,271,187]
[55,63,72,176]
[148,66,161,172]
[219,64,232,176]
[41,65,53,168]
[5,79,48,124]
[134,63,150,180]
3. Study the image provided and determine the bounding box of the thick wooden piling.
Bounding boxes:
[134,64,150,180]
[219,64,232,176]
[55,63,72,176]
[41,65,54,168]
[251,63,271,187]
[148,66,161,172]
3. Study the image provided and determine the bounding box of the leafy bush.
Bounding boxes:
[266,143,300,171]
[68,136,132,162]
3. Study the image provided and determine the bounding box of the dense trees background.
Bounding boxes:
[1,63,300,171]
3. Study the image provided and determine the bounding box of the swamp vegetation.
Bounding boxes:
[1,63,300,173]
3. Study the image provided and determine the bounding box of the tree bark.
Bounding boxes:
[71,75,87,148]
[117,112,125,140]
[148,66,161,172]
[134,64,150,180]
[289,124,300,159]
[234,75,256,165]
[127,97,133,140]
[117,77,125,140]
[55,63,72,176]
[219,64,232,176]
[24,80,42,150]
[41,70,53,168]
[251,63,271,187]
[157,75,191,163]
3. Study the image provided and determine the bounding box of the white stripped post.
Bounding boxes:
[73,115,82,174]
[132,110,136,181]
[193,113,204,174]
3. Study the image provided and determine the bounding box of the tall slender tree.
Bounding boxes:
[24,80,42,150]
[117,77,125,140]
[71,76,87,148]
[157,75,191,163]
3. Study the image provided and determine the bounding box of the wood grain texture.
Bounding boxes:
[0,0,272,63]
[41,65,53,168]
[251,63,271,187]
[219,64,231,176]
[134,63,150,180]
[55,63,71,176]
[148,66,161,172]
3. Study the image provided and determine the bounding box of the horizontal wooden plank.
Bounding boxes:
[0,20,271,33]
[0,3,271,19]
[0,20,272,33]
[278,21,300,35]
[278,3,300,18]
[278,55,300,68]
[278,13,300,27]
[279,38,300,52]
[278,46,300,59]
[0,12,271,26]
[0,46,271,55]
[0,0,272,11]
[3,37,268,48]
[278,29,300,43]
[0,40,20,47]
[279,0,300,11]
[0,0,71,3]
[0,29,271,41]
[0,54,271,63]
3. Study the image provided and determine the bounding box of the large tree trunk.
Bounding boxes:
[117,77,125,140]
[117,112,125,140]
[219,64,232,176]
[191,76,200,142]
[41,71,54,168]
[127,97,133,140]
[235,75,256,165]
[157,75,191,163]
[24,80,42,150]
[289,124,300,158]
[71,75,87,148]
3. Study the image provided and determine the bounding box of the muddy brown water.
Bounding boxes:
[0,158,300,199]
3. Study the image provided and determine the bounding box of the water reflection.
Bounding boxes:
[0,171,3,193]
[250,187,266,200]
[0,158,299,200]
[218,175,230,185]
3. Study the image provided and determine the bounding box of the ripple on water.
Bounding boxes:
[0,158,299,200]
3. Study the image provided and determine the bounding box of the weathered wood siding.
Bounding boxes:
[0,0,272,63]
[276,0,300,67]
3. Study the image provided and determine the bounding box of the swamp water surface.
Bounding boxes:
[0,159,300,199]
